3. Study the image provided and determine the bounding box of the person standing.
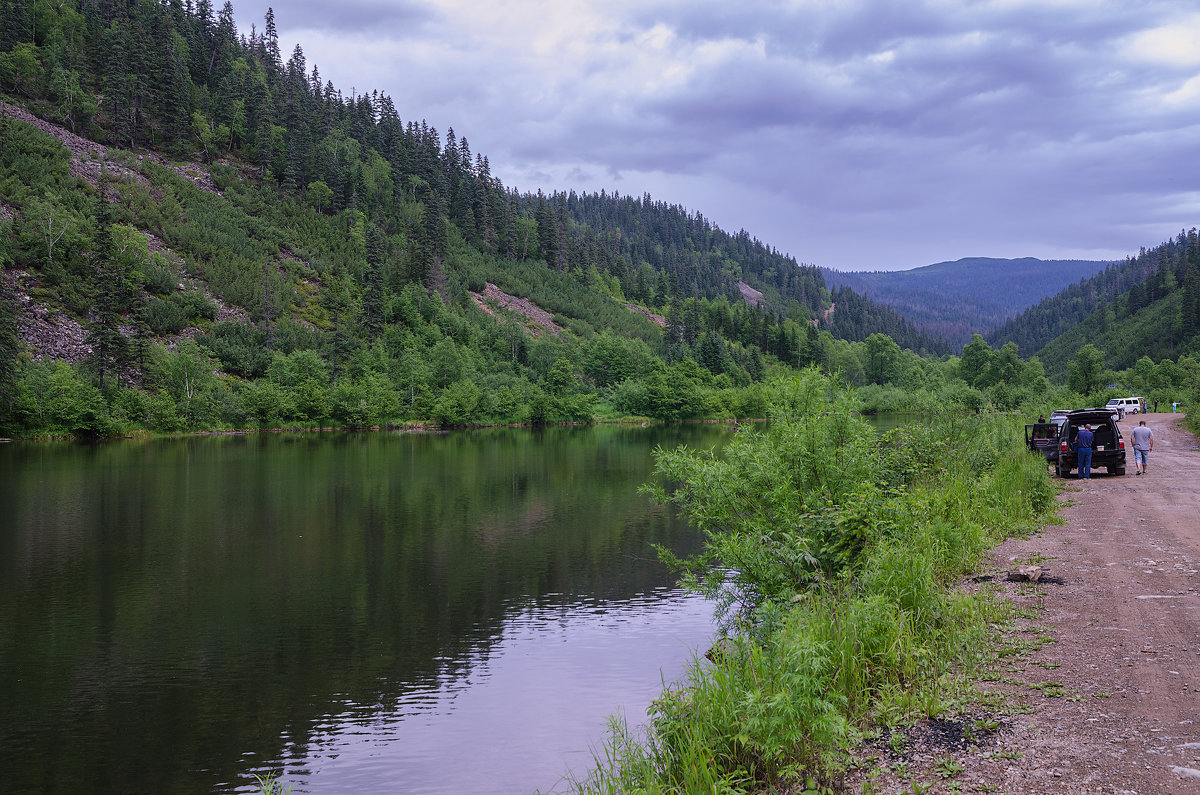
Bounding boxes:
[1074,423,1095,479]
[1130,420,1154,475]
[1154,399,1159,413]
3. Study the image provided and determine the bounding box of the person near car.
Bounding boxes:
[1074,423,1095,479]
[1130,420,1154,475]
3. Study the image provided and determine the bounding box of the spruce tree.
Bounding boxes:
[1,0,33,50]
[1182,263,1200,341]
[361,225,386,338]
[0,274,19,431]
[261,7,281,80]
[86,217,131,387]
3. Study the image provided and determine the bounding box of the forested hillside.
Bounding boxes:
[1013,230,1200,378]
[986,246,1175,358]
[824,257,1110,347]
[0,0,953,436]
[984,231,1200,379]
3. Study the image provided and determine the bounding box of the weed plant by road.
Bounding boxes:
[569,368,1056,794]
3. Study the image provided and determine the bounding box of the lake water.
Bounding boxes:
[0,425,734,794]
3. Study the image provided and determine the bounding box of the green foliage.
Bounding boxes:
[0,276,19,430]
[145,296,189,334]
[10,0,1197,442]
[647,369,886,626]
[14,360,116,437]
[239,379,291,426]
[999,230,1200,379]
[138,262,177,295]
[433,378,483,426]
[580,371,1059,793]
[254,771,293,795]
[0,14,956,438]
[201,321,272,378]
[331,372,399,427]
[265,349,331,423]
[583,333,657,387]
[1067,343,1106,397]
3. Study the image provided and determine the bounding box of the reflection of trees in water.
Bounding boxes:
[0,425,727,793]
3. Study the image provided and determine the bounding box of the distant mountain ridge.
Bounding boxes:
[823,257,1113,348]
[990,230,1200,378]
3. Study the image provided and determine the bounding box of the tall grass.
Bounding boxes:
[569,369,1057,794]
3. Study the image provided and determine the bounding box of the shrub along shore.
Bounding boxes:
[565,369,1057,794]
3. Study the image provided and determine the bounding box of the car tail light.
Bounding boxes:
[1061,441,1068,452]
[1119,439,1124,449]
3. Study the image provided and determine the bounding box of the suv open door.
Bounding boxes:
[1025,422,1060,462]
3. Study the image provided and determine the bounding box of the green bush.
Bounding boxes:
[239,379,292,426]
[201,321,272,378]
[577,369,1061,793]
[14,360,116,437]
[172,290,218,321]
[145,390,183,432]
[146,297,189,335]
[331,373,399,427]
[433,379,483,426]
[139,263,177,295]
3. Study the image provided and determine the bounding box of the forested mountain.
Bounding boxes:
[1007,230,1200,378]
[823,257,1111,347]
[0,0,950,435]
[986,236,1194,365]
[542,191,949,355]
[820,285,948,356]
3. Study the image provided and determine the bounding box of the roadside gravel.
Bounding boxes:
[846,413,1200,794]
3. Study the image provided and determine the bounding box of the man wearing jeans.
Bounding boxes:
[1074,423,1094,479]
[1130,420,1154,475]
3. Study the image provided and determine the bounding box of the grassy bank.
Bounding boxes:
[566,369,1057,794]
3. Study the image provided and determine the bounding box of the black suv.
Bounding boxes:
[1053,408,1126,477]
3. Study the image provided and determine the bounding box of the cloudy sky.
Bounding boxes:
[238,0,1200,271]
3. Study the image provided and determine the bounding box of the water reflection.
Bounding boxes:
[0,425,730,794]
[242,590,712,794]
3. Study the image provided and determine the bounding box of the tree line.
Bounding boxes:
[986,233,1198,359]
[0,0,980,437]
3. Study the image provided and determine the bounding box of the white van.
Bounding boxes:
[1105,397,1143,419]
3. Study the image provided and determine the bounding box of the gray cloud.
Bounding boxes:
[243,0,1200,269]
[240,1,437,36]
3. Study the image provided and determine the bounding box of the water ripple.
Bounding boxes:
[238,590,713,794]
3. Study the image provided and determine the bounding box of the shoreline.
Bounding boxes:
[2,415,778,443]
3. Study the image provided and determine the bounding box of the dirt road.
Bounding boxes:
[853,413,1200,794]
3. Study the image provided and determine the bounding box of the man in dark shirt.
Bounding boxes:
[1074,423,1095,479]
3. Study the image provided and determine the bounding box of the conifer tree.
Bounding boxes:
[261,7,281,79]
[1181,263,1200,341]
[86,216,132,387]
[535,193,556,266]
[361,225,386,338]
[1,0,33,50]
[409,209,434,286]
[0,274,19,429]
[102,25,137,147]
